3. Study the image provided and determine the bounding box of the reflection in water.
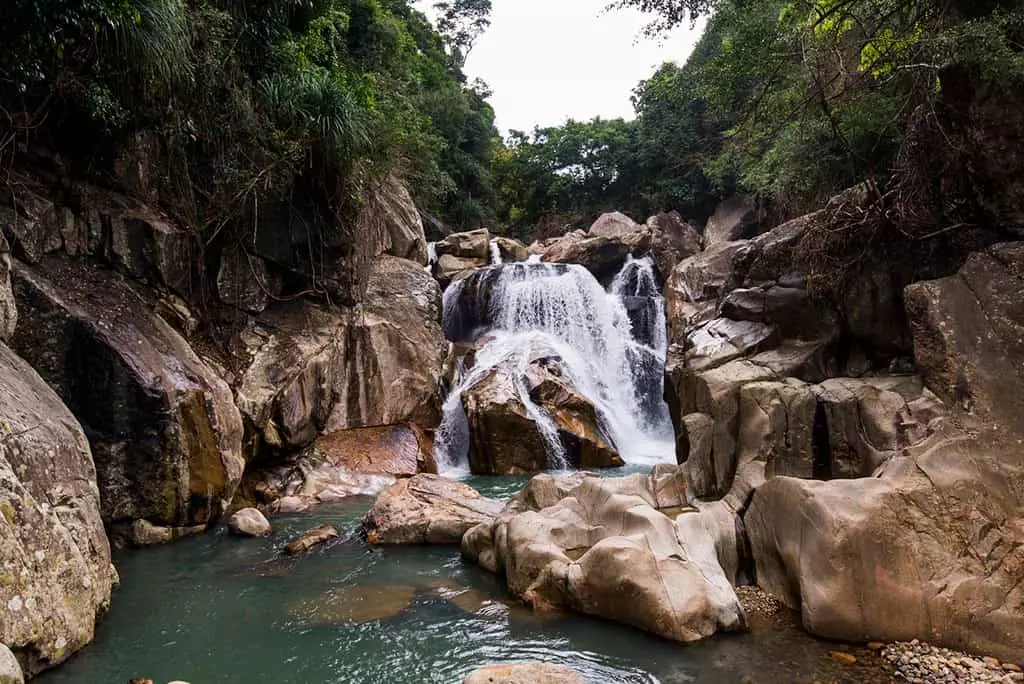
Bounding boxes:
[39,481,891,684]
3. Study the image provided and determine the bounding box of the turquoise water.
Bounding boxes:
[39,476,889,684]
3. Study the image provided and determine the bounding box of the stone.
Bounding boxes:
[588,211,641,238]
[284,524,339,555]
[130,520,205,547]
[0,645,21,684]
[491,236,529,263]
[127,680,153,684]
[368,175,429,264]
[292,585,417,625]
[0,232,15,340]
[664,241,747,344]
[905,243,1024,433]
[363,475,503,545]
[0,343,116,677]
[704,195,758,246]
[830,652,858,665]
[228,508,272,537]
[736,379,817,480]
[0,191,64,263]
[436,229,491,261]
[542,231,651,284]
[10,257,244,527]
[683,318,778,373]
[306,424,436,477]
[216,246,275,314]
[720,285,837,341]
[646,211,703,278]
[463,474,746,642]
[745,429,1024,662]
[436,254,481,285]
[462,367,551,475]
[463,662,584,684]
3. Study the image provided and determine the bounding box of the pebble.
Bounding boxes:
[882,640,1018,683]
[830,651,857,665]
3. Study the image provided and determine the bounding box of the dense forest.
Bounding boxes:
[2,0,1022,243]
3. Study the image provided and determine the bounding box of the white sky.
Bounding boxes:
[416,1,706,135]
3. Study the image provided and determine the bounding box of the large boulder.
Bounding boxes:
[462,473,745,642]
[0,342,116,677]
[745,429,1024,662]
[492,236,529,263]
[306,424,436,476]
[369,176,429,265]
[0,232,14,340]
[704,195,758,246]
[10,257,243,527]
[664,241,747,344]
[363,475,503,545]
[436,229,491,261]
[646,211,703,278]
[216,246,276,314]
[464,663,583,684]
[905,243,1024,433]
[588,211,641,238]
[543,231,651,285]
[0,644,23,684]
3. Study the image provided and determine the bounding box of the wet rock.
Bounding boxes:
[10,257,244,527]
[646,211,703,278]
[542,231,651,284]
[905,243,1024,433]
[463,367,552,474]
[228,508,272,537]
[704,195,758,246]
[306,424,436,477]
[436,254,481,285]
[745,429,1024,662]
[216,247,275,314]
[127,679,152,684]
[292,585,417,625]
[463,662,584,684]
[0,645,21,684]
[588,211,641,238]
[0,232,15,340]
[284,524,339,556]
[363,475,503,545]
[0,342,116,676]
[664,241,747,344]
[492,237,530,263]
[437,229,491,261]
[463,474,746,642]
[240,457,396,510]
[130,520,205,547]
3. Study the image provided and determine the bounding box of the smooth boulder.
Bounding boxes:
[588,211,641,238]
[464,663,584,684]
[284,524,339,555]
[363,475,503,545]
[0,343,115,677]
[306,424,436,476]
[0,645,23,684]
[228,508,272,537]
[10,257,244,528]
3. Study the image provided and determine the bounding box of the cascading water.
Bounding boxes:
[489,239,503,265]
[425,242,438,273]
[434,256,674,475]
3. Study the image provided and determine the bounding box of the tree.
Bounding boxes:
[433,0,492,67]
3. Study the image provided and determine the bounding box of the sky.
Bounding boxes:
[416,0,706,135]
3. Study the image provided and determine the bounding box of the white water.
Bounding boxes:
[435,257,674,475]
[425,242,437,272]
[489,239,503,265]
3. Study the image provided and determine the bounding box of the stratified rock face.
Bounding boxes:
[9,257,244,527]
[704,195,758,246]
[589,211,641,238]
[0,342,115,677]
[745,431,1024,662]
[363,475,503,545]
[0,232,16,340]
[326,255,446,431]
[307,424,437,476]
[665,242,747,344]
[463,663,584,684]
[463,473,745,642]
[905,243,1024,433]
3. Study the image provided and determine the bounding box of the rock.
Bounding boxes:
[436,254,481,284]
[0,190,67,264]
[905,243,1024,432]
[369,176,429,264]
[745,429,1024,662]
[830,652,858,665]
[0,343,116,677]
[0,645,21,684]
[463,474,746,642]
[646,211,703,278]
[677,412,714,466]
[436,229,491,261]
[542,231,651,285]
[10,257,244,527]
[683,318,778,373]
[239,455,397,510]
[736,379,817,479]
[665,241,747,344]
[216,246,275,314]
[704,195,758,246]
[463,662,584,684]
[720,285,837,341]
[588,211,641,238]
[284,524,339,555]
[228,508,272,537]
[292,585,417,625]
[130,520,205,547]
[0,233,15,340]
[363,475,503,545]
[306,424,436,477]
[491,237,529,263]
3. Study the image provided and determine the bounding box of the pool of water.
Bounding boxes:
[39,476,892,684]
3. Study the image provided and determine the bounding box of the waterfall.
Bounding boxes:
[434,258,674,475]
[489,239,503,265]
[425,242,437,273]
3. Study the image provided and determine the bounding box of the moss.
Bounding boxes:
[0,498,16,526]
